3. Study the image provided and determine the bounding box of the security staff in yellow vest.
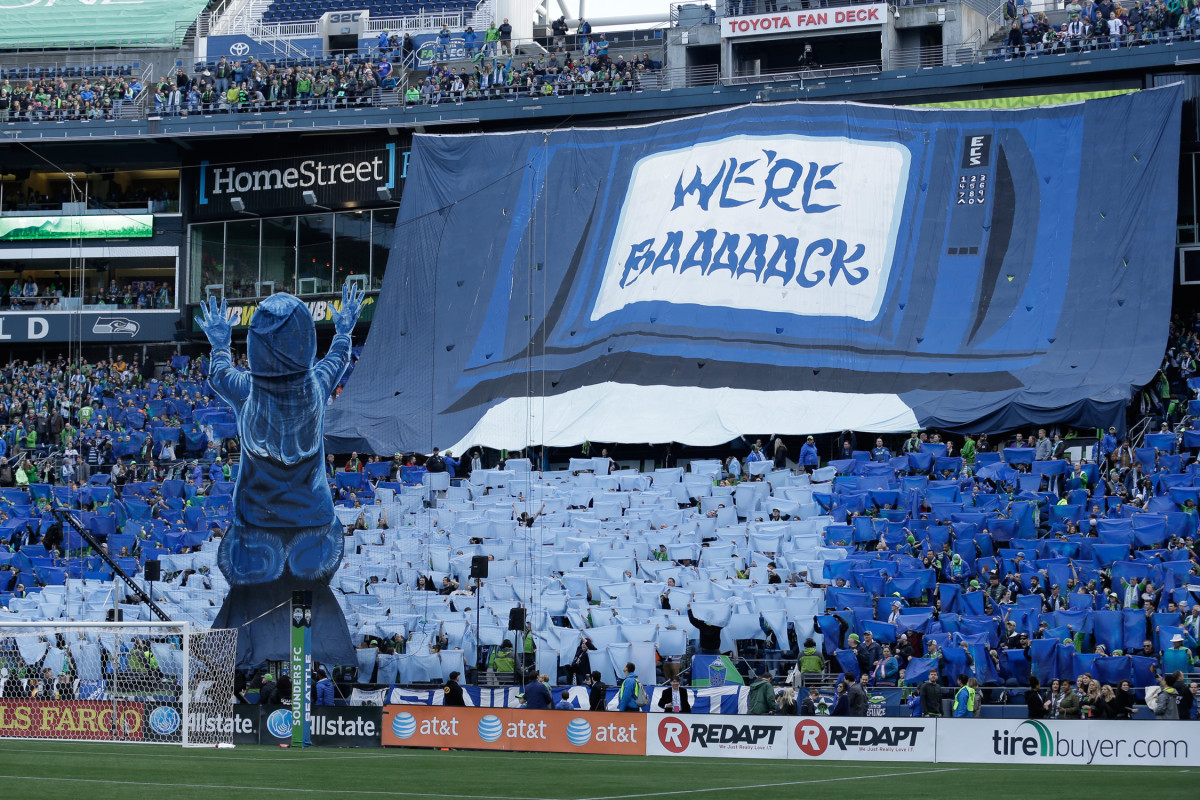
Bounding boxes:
[953,674,976,717]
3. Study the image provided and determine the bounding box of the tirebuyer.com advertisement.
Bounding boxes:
[936,719,1200,766]
[382,705,645,755]
[645,714,935,760]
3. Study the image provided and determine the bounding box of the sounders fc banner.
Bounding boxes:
[327,88,1182,454]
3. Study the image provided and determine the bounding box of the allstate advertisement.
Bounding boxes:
[326,89,1181,453]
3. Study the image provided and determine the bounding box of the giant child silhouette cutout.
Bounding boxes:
[198,284,363,667]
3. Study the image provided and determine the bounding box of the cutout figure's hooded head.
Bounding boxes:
[247,294,316,379]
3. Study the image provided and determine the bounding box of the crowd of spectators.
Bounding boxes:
[0,312,1198,719]
[406,51,662,105]
[151,56,399,115]
[1,276,172,311]
[1,183,175,213]
[0,75,139,123]
[1000,0,1200,56]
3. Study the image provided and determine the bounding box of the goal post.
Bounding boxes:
[0,621,237,747]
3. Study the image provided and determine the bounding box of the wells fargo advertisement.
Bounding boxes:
[0,700,145,741]
[383,705,645,755]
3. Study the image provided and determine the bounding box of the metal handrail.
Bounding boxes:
[50,504,172,622]
[726,61,882,85]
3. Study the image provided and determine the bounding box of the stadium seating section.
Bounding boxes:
[262,0,474,24]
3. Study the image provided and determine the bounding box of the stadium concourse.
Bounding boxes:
[0,326,1198,720]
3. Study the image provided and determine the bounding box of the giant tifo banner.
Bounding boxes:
[326,88,1182,454]
[0,0,211,47]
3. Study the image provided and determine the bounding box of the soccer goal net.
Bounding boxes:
[0,621,237,747]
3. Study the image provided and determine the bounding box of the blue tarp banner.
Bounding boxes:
[326,88,1183,453]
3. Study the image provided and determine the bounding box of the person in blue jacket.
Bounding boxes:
[800,436,819,474]
[617,662,642,711]
[522,673,553,710]
[315,666,336,705]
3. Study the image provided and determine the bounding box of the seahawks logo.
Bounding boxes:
[92,317,140,336]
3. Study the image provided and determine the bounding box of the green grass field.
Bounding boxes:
[0,740,1194,800]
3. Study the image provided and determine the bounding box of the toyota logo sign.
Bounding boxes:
[229,42,250,56]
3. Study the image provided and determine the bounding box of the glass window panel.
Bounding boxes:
[370,208,397,290]
[224,219,261,300]
[297,213,334,296]
[261,216,297,296]
[1179,152,1197,237]
[334,210,372,291]
[189,222,225,303]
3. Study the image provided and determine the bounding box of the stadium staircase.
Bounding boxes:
[50,506,172,622]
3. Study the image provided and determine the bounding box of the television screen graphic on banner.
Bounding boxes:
[382,705,643,754]
[327,88,1182,454]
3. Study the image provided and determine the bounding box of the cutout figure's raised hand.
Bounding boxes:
[195,296,232,351]
[334,282,365,336]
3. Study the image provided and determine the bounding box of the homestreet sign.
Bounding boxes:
[192,140,409,218]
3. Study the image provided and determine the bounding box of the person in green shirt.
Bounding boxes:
[748,673,777,714]
[519,623,535,680]
[484,23,500,57]
[960,434,976,469]
[405,85,421,104]
[488,639,517,684]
